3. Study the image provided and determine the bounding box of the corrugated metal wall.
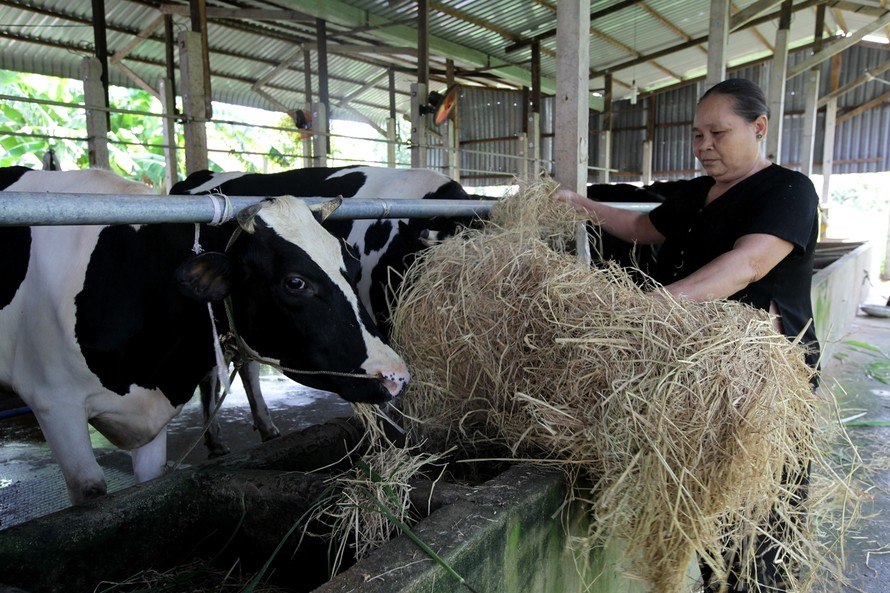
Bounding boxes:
[456,43,889,187]
[428,87,553,186]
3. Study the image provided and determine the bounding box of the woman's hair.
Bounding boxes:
[699,78,770,122]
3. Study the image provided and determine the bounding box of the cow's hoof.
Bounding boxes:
[260,429,281,442]
[207,444,231,458]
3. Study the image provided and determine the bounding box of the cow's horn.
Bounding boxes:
[236,201,267,233]
[308,197,342,223]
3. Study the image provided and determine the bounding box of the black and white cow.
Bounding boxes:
[171,165,475,453]
[0,166,409,503]
[586,182,666,284]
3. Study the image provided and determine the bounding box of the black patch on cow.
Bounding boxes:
[0,165,31,190]
[0,227,31,310]
[75,226,149,393]
[362,220,395,255]
[168,169,217,194]
[75,223,218,401]
[172,166,367,199]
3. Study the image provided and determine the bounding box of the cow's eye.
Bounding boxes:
[283,275,309,293]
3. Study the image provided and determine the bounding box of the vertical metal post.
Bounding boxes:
[82,57,110,169]
[527,40,542,180]
[388,66,397,168]
[316,19,330,155]
[303,50,314,168]
[599,73,612,184]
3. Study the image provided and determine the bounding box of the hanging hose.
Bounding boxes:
[0,406,33,420]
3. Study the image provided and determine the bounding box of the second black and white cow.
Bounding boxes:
[171,165,474,453]
[0,166,409,503]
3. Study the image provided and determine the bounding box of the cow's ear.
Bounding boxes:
[175,252,234,302]
[236,202,266,233]
[308,197,342,223]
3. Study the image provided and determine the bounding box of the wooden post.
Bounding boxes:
[800,4,824,175]
[412,0,430,169]
[599,73,612,184]
[706,0,729,89]
[410,82,428,169]
[82,57,110,169]
[312,102,328,167]
[189,0,212,119]
[178,31,209,174]
[642,95,655,184]
[554,0,591,264]
[767,0,792,164]
[554,0,590,192]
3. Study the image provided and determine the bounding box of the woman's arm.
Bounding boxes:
[662,233,794,301]
[552,188,665,245]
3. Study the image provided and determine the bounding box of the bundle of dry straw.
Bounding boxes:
[390,178,826,592]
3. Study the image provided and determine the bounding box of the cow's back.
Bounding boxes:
[0,168,154,395]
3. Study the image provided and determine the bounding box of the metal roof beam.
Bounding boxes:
[301,43,418,55]
[817,59,890,107]
[275,0,586,108]
[158,4,315,21]
[729,0,784,31]
[788,9,890,77]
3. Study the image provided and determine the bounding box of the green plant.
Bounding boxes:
[842,340,890,384]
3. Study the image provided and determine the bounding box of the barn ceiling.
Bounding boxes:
[1,0,889,127]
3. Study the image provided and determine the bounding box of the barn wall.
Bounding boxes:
[582,43,890,185]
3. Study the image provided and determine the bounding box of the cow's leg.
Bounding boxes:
[240,361,280,441]
[131,425,168,482]
[33,406,106,504]
[199,368,231,457]
[87,388,180,482]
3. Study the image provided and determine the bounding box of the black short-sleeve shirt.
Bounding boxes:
[593,164,820,368]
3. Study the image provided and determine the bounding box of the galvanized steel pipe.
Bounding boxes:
[0,192,654,226]
[0,192,495,226]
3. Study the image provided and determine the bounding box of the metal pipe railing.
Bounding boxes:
[0,193,497,226]
[0,191,655,226]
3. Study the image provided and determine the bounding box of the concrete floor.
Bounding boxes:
[816,286,890,593]
[0,371,352,530]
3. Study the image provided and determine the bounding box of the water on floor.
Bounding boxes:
[0,371,352,531]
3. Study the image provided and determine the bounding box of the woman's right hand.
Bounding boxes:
[551,187,589,213]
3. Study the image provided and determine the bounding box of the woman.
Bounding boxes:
[554,78,820,591]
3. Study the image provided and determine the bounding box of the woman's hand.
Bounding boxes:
[551,187,589,213]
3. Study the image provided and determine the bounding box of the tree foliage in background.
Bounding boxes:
[0,71,316,188]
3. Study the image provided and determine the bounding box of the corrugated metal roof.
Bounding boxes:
[4,0,889,126]
[1,0,890,183]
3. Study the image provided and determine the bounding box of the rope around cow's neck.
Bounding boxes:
[222,296,381,381]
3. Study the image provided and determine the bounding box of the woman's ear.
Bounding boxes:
[754,114,768,139]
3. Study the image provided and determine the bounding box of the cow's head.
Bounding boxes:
[176,197,409,403]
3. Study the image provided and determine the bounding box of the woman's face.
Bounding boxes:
[692,93,767,184]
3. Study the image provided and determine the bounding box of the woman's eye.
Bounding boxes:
[283,275,308,293]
